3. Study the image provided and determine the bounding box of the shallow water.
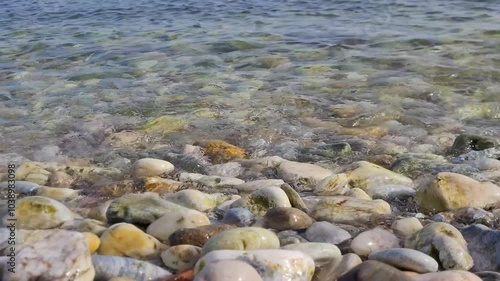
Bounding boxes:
[1,0,499,162]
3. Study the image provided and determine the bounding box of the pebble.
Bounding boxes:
[0,180,39,194]
[194,249,315,281]
[475,271,500,281]
[343,161,413,191]
[163,190,219,212]
[83,232,101,253]
[3,230,95,281]
[391,217,423,240]
[416,172,500,213]
[230,186,291,216]
[98,223,166,260]
[15,162,51,185]
[161,245,202,272]
[350,227,400,256]
[197,175,245,188]
[315,253,362,281]
[405,222,473,270]
[15,196,77,229]
[201,227,280,255]
[263,207,313,230]
[309,196,391,225]
[236,179,285,192]
[305,221,352,244]
[194,259,263,281]
[169,224,236,247]
[146,209,210,242]
[345,188,372,200]
[36,186,80,201]
[206,162,243,177]
[193,139,246,164]
[314,174,350,196]
[92,255,172,281]
[280,183,309,212]
[222,208,255,226]
[129,158,175,177]
[338,260,414,281]
[277,160,334,185]
[282,242,341,266]
[368,248,439,273]
[106,193,186,225]
[411,270,483,281]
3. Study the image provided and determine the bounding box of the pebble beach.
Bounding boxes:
[0,0,499,280]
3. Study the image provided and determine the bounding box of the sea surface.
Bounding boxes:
[0,0,499,163]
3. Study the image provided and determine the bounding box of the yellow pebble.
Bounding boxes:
[83,232,100,254]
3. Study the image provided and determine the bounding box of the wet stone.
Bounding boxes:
[169,224,236,247]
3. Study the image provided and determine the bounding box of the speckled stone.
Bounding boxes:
[194,249,315,281]
[314,174,350,196]
[306,221,352,245]
[368,248,438,273]
[161,245,202,272]
[263,207,313,230]
[338,260,413,281]
[193,260,263,281]
[230,186,291,216]
[169,224,236,247]
[3,230,94,281]
[350,228,400,257]
[201,227,280,256]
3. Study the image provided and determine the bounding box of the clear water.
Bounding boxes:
[1,0,499,162]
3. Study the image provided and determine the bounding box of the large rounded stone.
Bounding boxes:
[416,172,500,213]
[314,174,350,196]
[405,222,473,270]
[282,242,341,266]
[306,221,352,245]
[391,217,423,240]
[194,260,263,281]
[309,196,391,225]
[230,186,291,216]
[460,224,500,272]
[163,190,219,212]
[411,270,483,281]
[277,161,334,186]
[315,253,362,281]
[15,196,77,229]
[98,223,166,260]
[146,209,210,242]
[201,227,280,256]
[169,224,236,247]
[263,207,313,231]
[161,245,202,272]
[350,228,400,257]
[368,248,438,273]
[342,161,413,191]
[130,158,174,177]
[221,208,255,227]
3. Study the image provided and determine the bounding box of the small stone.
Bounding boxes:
[230,186,291,216]
[15,196,77,229]
[194,249,315,281]
[236,179,285,192]
[142,116,187,135]
[197,175,245,188]
[263,207,313,230]
[130,158,175,177]
[405,222,473,270]
[221,208,255,227]
[193,260,263,281]
[314,174,350,196]
[161,244,202,272]
[83,232,101,254]
[163,190,219,212]
[342,161,413,192]
[169,224,236,247]
[146,209,210,242]
[309,196,391,225]
[338,260,414,281]
[0,180,39,194]
[207,162,243,178]
[48,171,74,187]
[106,193,186,225]
[144,177,184,194]
[368,248,438,273]
[450,134,499,156]
[315,253,362,281]
[277,161,334,186]
[280,183,309,212]
[416,172,500,213]
[350,227,400,257]
[3,230,95,281]
[60,219,108,236]
[306,221,352,244]
[411,270,483,281]
[201,227,280,256]
[391,217,423,240]
[36,186,79,201]
[15,162,51,185]
[282,242,341,266]
[98,223,166,260]
[92,255,172,281]
[194,139,246,164]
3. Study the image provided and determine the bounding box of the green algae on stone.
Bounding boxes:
[142,116,187,135]
[15,196,76,229]
[449,134,500,156]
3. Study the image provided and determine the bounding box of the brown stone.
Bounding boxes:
[338,260,414,281]
[193,139,246,164]
[263,207,313,231]
[169,224,236,247]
